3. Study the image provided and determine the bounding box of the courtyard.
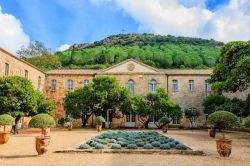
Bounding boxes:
[0,128,249,166]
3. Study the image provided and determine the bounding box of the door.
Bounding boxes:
[125,112,136,127]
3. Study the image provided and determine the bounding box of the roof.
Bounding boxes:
[46,69,100,75]
[0,48,45,74]
[160,69,212,75]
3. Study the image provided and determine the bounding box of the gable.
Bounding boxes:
[99,59,160,74]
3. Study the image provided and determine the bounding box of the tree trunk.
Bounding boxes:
[145,119,150,129]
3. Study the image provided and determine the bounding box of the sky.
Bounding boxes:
[0,0,249,54]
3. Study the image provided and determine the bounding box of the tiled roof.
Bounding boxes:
[160,69,212,75]
[46,69,100,75]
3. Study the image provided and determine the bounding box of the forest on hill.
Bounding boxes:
[25,34,224,71]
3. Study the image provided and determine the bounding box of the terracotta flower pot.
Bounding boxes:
[208,129,216,138]
[216,139,232,157]
[96,125,102,132]
[35,136,51,155]
[67,124,73,131]
[0,132,10,144]
[162,124,168,133]
[42,128,50,136]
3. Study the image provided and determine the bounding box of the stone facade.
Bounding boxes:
[0,48,45,91]
[1,48,249,128]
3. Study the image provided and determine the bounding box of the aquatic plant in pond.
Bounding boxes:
[79,131,189,150]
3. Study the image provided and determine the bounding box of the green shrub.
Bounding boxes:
[96,116,105,125]
[57,117,65,125]
[176,144,188,150]
[65,116,74,122]
[151,141,161,147]
[90,141,98,147]
[169,142,176,148]
[160,116,170,125]
[208,111,240,139]
[29,113,55,129]
[119,141,128,147]
[144,144,154,149]
[244,118,250,128]
[127,144,138,149]
[0,114,14,127]
[79,144,91,149]
[136,142,144,147]
[111,143,121,149]
[160,144,171,149]
[95,143,104,149]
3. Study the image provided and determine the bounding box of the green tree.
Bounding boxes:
[210,41,250,93]
[184,108,200,128]
[202,94,226,114]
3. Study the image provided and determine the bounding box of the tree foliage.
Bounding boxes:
[202,94,226,114]
[210,41,250,92]
[184,108,200,128]
[0,76,55,116]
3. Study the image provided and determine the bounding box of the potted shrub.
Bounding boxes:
[29,113,55,155]
[208,111,240,157]
[65,117,74,131]
[95,116,105,132]
[0,114,14,144]
[160,116,170,133]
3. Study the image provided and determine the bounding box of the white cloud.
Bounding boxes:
[56,44,70,52]
[115,0,250,42]
[0,6,30,54]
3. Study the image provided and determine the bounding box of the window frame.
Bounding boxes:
[149,79,157,93]
[188,80,195,92]
[67,79,74,90]
[172,80,179,92]
[4,63,9,76]
[51,79,57,92]
[127,79,135,95]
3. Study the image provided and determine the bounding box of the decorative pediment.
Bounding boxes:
[98,59,161,74]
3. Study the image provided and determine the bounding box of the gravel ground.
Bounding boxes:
[0,128,249,166]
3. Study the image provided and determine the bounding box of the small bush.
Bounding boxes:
[244,118,250,128]
[119,141,128,147]
[160,116,170,125]
[176,144,188,150]
[95,143,104,149]
[29,113,55,128]
[136,142,145,147]
[111,143,121,149]
[169,142,176,148]
[127,144,138,149]
[0,114,14,126]
[160,144,171,149]
[79,144,91,149]
[151,141,161,147]
[57,117,65,125]
[96,116,105,125]
[144,144,154,149]
[90,141,98,147]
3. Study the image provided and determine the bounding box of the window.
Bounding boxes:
[149,79,157,93]
[126,112,136,122]
[51,80,57,91]
[149,116,159,122]
[67,80,73,90]
[172,80,179,92]
[4,63,9,76]
[83,80,89,86]
[25,70,28,78]
[38,76,41,90]
[188,80,195,92]
[172,117,180,124]
[127,79,135,94]
[205,80,211,92]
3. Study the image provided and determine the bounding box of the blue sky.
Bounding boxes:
[0,0,249,53]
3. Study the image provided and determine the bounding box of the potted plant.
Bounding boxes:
[95,116,105,132]
[0,114,14,144]
[29,113,55,155]
[160,116,170,133]
[65,116,74,131]
[208,111,240,157]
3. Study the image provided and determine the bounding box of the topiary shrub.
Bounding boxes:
[90,141,98,147]
[0,114,14,132]
[119,141,128,147]
[160,116,170,125]
[28,113,55,136]
[176,144,188,150]
[136,142,145,147]
[160,144,171,149]
[127,144,138,149]
[96,116,105,125]
[111,143,121,149]
[151,141,161,147]
[208,111,240,139]
[244,118,250,128]
[144,144,154,149]
[95,143,104,149]
[169,142,176,148]
[79,144,91,149]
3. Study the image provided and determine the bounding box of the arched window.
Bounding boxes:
[149,79,157,93]
[127,80,135,94]
[205,80,211,92]
[38,76,41,90]
[172,80,179,92]
[51,80,57,91]
[67,80,73,90]
[83,80,89,86]
[188,80,195,92]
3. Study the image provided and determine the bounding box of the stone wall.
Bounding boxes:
[0,48,45,91]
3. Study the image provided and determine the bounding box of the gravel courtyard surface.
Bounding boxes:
[0,128,249,166]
